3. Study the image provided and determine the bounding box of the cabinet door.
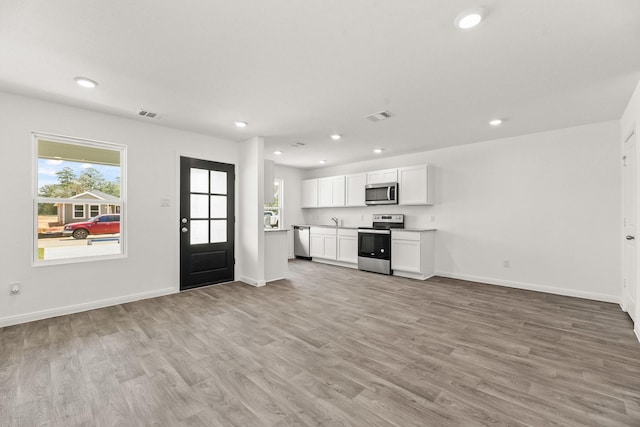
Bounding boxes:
[332,176,345,206]
[391,239,421,272]
[302,179,318,208]
[367,169,398,184]
[317,178,333,207]
[324,236,337,260]
[345,173,366,206]
[398,164,433,205]
[310,234,325,258]
[337,235,357,263]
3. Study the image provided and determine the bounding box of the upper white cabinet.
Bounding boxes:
[367,168,398,184]
[345,173,366,206]
[301,179,318,208]
[318,176,345,207]
[303,163,435,208]
[399,164,434,205]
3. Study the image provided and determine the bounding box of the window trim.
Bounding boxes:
[33,132,127,266]
[73,203,86,219]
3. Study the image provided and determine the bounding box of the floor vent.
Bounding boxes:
[366,110,393,122]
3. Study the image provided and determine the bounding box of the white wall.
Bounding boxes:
[621,79,640,338]
[274,165,305,258]
[0,91,240,327]
[302,121,622,302]
[237,137,265,286]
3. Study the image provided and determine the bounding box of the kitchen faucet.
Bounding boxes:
[331,217,339,227]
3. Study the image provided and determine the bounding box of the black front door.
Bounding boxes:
[180,156,235,290]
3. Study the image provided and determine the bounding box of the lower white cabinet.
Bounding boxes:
[309,227,357,265]
[391,230,435,280]
[337,228,358,264]
[310,227,337,260]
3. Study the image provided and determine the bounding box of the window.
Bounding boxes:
[264,179,283,229]
[73,204,85,219]
[34,133,126,264]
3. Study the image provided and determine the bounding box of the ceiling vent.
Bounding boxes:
[365,110,393,122]
[138,109,164,119]
[288,142,306,148]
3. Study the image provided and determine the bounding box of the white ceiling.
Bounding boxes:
[1,0,639,169]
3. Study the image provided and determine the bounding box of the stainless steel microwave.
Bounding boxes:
[365,182,398,205]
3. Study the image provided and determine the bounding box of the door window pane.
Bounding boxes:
[190,220,209,245]
[190,194,209,219]
[210,195,227,218]
[190,168,209,193]
[211,171,227,194]
[210,220,227,243]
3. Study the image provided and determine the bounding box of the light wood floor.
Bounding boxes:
[1,260,640,426]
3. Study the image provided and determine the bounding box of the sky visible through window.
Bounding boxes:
[38,158,120,191]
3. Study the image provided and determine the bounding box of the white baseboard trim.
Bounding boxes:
[239,276,266,287]
[635,324,640,343]
[0,287,177,328]
[435,271,620,304]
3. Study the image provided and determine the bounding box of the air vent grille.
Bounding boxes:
[138,110,164,119]
[288,142,306,148]
[365,110,393,122]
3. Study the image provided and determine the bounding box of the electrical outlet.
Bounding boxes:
[430,216,436,222]
[503,259,510,268]
[10,282,21,295]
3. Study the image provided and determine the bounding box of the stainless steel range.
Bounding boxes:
[357,214,404,275]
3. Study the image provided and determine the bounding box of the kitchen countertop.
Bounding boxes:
[294,225,437,231]
[394,228,437,232]
[264,228,289,232]
[295,224,360,230]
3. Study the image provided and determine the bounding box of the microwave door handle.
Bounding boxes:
[387,187,391,200]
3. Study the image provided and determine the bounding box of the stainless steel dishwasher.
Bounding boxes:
[293,225,311,259]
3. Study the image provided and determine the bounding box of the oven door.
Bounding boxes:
[358,230,391,260]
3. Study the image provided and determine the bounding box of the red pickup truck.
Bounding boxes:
[62,214,120,239]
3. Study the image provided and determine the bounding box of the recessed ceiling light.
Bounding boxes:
[319,160,327,164]
[489,119,503,126]
[274,150,282,155]
[373,148,383,154]
[73,76,98,88]
[234,121,248,128]
[330,134,341,141]
[455,9,484,30]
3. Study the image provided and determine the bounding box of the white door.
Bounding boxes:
[623,130,636,320]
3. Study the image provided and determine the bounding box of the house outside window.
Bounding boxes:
[264,179,283,229]
[34,133,126,264]
[73,204,85,219]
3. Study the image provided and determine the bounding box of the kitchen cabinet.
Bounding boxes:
[337,228,358,264]
[367,168,398,184]
[398,164,434,205]
[318,176,345,207]
[310,227,337,260]
[345,173,366,206]
[301,179,318,208]
[391,230,435,280]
